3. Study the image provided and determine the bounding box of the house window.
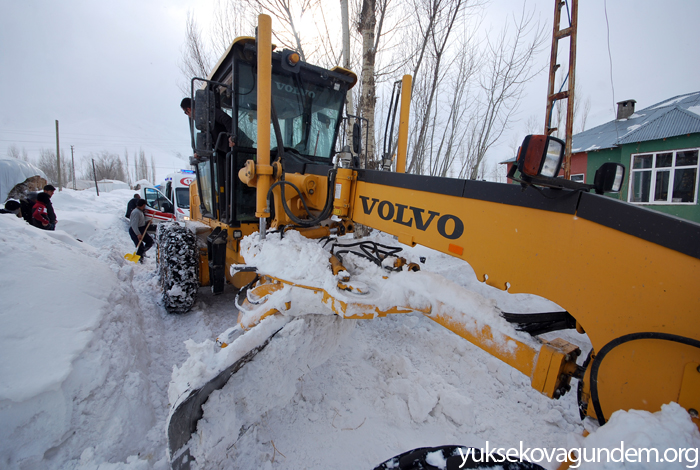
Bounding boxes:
[556,174,584,183]
[629,148,699,204]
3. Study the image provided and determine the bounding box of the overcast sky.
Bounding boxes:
[1,0,699,182]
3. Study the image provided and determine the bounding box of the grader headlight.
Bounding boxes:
[517,134,564,178]
[541,138,564,177]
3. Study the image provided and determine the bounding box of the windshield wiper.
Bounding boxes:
[271,146,313,163]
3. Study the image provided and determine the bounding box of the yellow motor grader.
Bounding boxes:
[159,14,700,470]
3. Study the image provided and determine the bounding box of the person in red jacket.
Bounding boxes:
[32,192,54,230]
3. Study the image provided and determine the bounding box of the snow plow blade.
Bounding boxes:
[167,332,279,470]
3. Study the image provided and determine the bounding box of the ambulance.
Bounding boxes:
[162,170,194,221]
[139,170,194,227]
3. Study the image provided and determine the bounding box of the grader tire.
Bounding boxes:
[157,222,199,314]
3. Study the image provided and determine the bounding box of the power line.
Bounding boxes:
[1,127,186,141]
[0,136,186,146]
[0,127,189,147]
[603,0,620,143]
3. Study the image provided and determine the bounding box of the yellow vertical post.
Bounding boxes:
[395,75,412,174]
[256,14,272,227]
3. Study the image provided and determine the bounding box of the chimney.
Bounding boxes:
[617,100,637,120]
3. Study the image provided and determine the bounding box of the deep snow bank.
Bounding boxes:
[0,215,114,402]
[0,189,176,470]
[0,211,119,467]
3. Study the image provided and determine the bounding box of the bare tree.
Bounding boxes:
[356,0,399,167]
[357,0,377,167]
[137,149,149,181]
[243,0,319,62]
[507,113,541,157]
[483,160,506,183]
[577,95,591,133]
[37,149,69,184]
[429,49,478,177]
[550,77,591,137]
[150,155,157,184]
[6,144,29,161]
[179,12,214,95]
[81,151,126,182]
[313,2,343,68]
[7,144,19,159]
[133,153,139,183]
[211,0,254,57]
[457,7,546,180]
[406,0,468,175]
[124,149,132,186]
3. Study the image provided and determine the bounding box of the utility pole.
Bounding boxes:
[92,158,100,196]
[55,120,62,190]
[71,145,76,190]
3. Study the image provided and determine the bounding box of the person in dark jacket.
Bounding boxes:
[32,192,54,230]
[125,193,141,218]
[181,97,238,153]
[42,184,57,228]
[128,199,154,262]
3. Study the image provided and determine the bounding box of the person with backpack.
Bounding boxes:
[42,185,57,228]
[32,192,54,230]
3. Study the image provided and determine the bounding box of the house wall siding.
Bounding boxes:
[560,153,588,181]
[586,134,700,223]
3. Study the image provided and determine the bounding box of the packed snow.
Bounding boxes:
[653,93,700,109]
[1,188,698,470]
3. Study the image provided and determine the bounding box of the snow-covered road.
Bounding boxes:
[1,188,698,470]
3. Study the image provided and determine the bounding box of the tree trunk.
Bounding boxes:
[358,0,376,168]
[341,0,355,152]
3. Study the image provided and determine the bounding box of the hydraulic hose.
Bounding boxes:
[589,332,700,425]
[268,100,338,227]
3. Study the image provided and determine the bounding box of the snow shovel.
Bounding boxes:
[125,219,153,263]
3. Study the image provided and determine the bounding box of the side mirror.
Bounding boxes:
[193,90,216,158]
[594,162,625,194]
[194,89,215,132]
[352,121,362,154]
[513,134,628,195]
[517,135,564,178]
[195,132,211,158]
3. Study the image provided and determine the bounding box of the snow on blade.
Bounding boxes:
[238,230,538,349]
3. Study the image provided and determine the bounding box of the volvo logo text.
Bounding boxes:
[359,196,464,240]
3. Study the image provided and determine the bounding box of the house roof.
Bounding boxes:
[572,91,700,153]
